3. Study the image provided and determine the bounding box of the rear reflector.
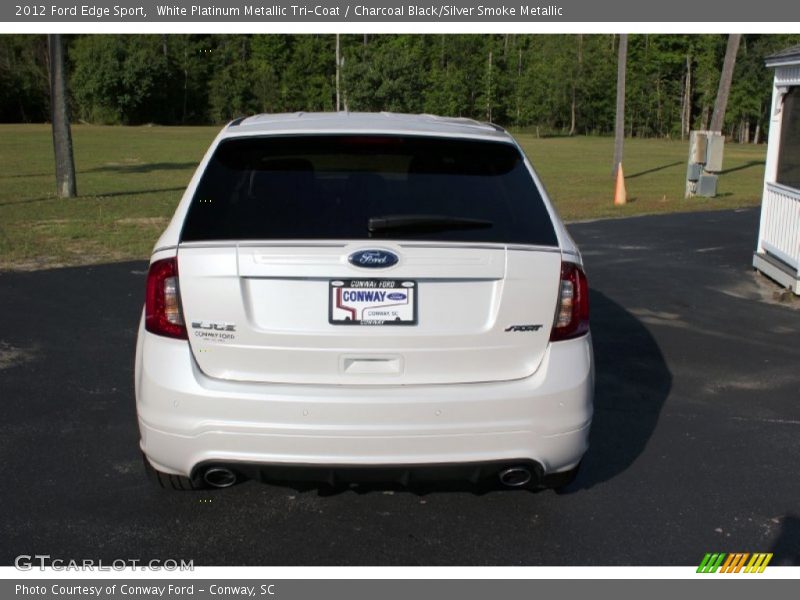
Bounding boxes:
[145,257,187,339]
[550,262,589,341]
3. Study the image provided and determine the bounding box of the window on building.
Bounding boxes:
[777,86,800,189]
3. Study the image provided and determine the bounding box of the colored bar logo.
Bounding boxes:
[697,553,773,573]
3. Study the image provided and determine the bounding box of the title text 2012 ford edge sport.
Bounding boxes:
[135,112,593,491]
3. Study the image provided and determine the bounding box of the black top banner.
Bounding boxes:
[5,0,800,22]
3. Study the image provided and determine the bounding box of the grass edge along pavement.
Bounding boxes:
[0,124,767,271]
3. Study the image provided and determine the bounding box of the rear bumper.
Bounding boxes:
[135,329,594,478]
[191,459,550,488]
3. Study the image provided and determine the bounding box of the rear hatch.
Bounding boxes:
[177,134,562,385]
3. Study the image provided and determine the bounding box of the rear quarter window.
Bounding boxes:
[180,135,558,246]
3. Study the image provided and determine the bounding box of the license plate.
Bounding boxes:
[329,279,417,326]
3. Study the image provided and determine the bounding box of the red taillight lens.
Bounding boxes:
[145,257,187,339]
[550,262,590,342]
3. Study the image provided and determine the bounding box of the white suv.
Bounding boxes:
[135,112,593,491]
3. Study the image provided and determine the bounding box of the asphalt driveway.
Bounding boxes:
[1,207,798,566]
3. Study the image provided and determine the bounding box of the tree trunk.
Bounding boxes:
[685,58,692,136]
[681,54,692,140]
[753,120,761,145]
[680,73,686,140]
[570,34,582,137]
[570,89,576,136]
[710,34,741,134]
[48,34,76,199]
[335,34,341,112]
[182,42,188,123]
[486,50,493,122]
[612,34,628,177]
[656,77,663,136]
[516,47,522,125]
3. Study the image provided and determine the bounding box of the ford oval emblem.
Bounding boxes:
[348,249,399,269]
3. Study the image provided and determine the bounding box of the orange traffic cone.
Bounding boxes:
[614,163,627,206]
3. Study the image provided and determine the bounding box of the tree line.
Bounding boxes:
[1,33,798,141]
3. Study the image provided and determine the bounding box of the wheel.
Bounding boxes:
[142,453,206,491]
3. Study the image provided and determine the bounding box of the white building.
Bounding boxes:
[754,45,800,294]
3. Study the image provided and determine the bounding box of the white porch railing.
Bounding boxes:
[760,182,800,272]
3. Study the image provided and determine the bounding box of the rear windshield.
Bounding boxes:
[180,135,558,246]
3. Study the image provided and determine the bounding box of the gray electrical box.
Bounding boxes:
[690,131,708,164]
[686,130,725,198]
[705,133,725,172]
[696,174,718,197]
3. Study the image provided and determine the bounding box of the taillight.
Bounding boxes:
[550,261,589,342]
[145,257,187,339]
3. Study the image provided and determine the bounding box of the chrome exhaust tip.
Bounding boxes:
[203,467,237,488]
[498,466,532,487]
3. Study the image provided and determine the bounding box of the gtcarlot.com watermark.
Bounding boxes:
[15,554,194,571]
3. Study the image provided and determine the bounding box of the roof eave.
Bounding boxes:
[766,55,800,68]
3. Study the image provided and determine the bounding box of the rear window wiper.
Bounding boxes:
[368,214,493,234]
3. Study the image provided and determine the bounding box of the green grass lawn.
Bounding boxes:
[516,134,767,221]
[0,124,767,270]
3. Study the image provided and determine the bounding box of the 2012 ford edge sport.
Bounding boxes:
[135,112,594,491]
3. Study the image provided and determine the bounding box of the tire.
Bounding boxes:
[142,453,206,491]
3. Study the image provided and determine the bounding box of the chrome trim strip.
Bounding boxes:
[238,276,501,282]
[507,245,561,253]
[401,242,560,253]
[178,241,237,248]
[238,242,346,248]
[177,240,563,252]
[178,241,347,249]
